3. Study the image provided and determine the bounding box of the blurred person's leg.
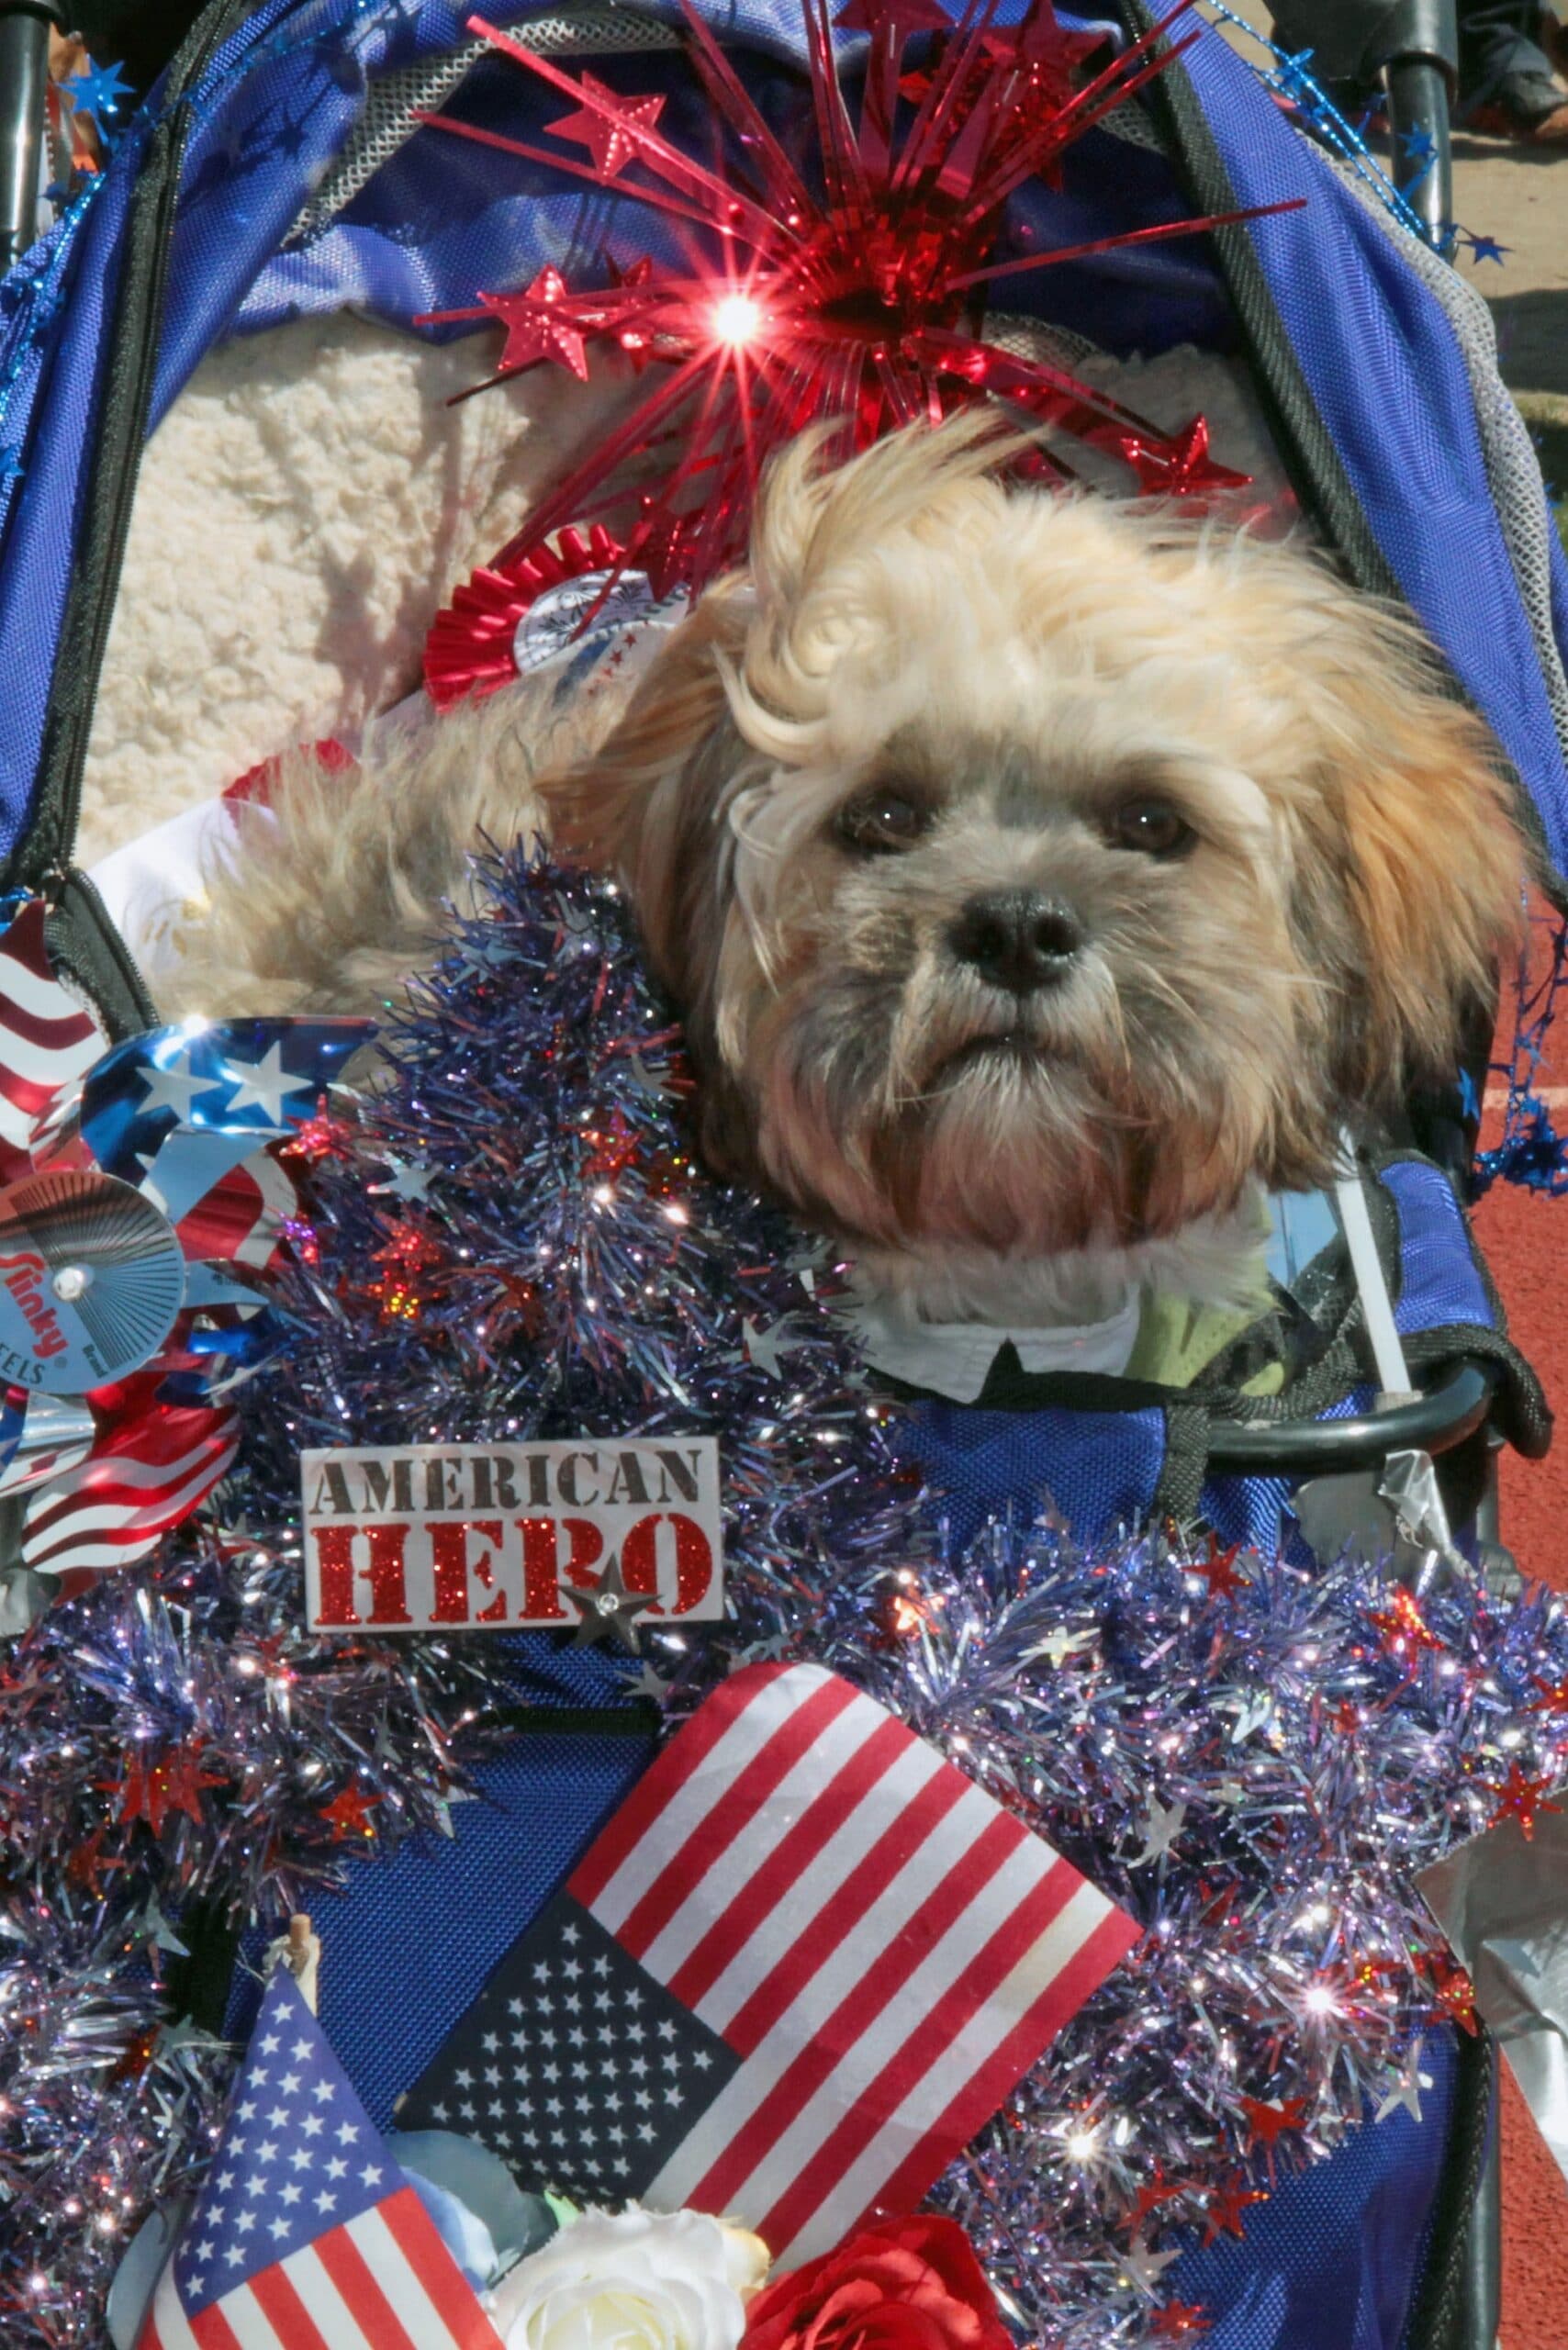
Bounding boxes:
[1457,0,1568,134]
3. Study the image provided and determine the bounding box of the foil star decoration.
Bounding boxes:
[1199,2172,1268,2245]
[1238,2092,1307,2148]
[1123,2236,1183,2295]
[482,265,592,379]
[103,1741,229,1836]
[1130,1794,1187,1866]
[1490,1760,1564,1841]
[1189,1534,1248,1602]
[417,0,1303,601]
[566,1548,659,1651]
[1149,2306,1213,2342]
[319,1783,380,1841]
[1372,2036,1433,2124]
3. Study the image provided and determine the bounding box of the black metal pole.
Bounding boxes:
[0,0,63,276]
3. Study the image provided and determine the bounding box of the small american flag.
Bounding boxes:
[398,1661,1138,2267]
[0,901,102,1181]
[138,1969,501,2350]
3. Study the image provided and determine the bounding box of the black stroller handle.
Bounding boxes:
[1206,1357,1509,1470]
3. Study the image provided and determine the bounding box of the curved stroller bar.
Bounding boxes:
[1270,0,1458,241]
[1207,1357,1515,1470]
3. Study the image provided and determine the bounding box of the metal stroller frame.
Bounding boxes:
[0,4,1513,2342]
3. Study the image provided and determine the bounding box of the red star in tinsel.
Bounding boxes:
[583,1107,641,1182]
[284,1092,357,1165]
[1191,1535,1248,1602]
[1533,1673,1568,1714]
[373,1217,446,1278]
[1428,1960,1479,2036]
[416,0,1303,600]
[1490,1761,1564,1841]
[1130,2164,1187,2224]
[66,1827,129,1891]
[480,265,591,379]
[1238,2094,1307,2148]
[1200,2173,1269,2245]
[320,1784,380,1841]
[1368,1584,1443,1658]
[1150,2307,1213,2342]
[104,1741,228,1836]
[549,72,666,176]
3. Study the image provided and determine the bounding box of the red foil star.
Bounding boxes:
[1130,2164,1187,2223]
[1238,2094,1306,2148]
[1369,1584,1443,1657]
[480,265,591,379]
[1151,2307,1213,2342]
[320,1784,380,1841]
[104,1742,228,1836]
[415,0,1304,602]
[1200,2173,1269,2245]
[1428,1960,1479,2036]
[1192,1535,1248,1602]
[549,72,666,176]
[284,1092,357,1165]
[583,1108,641,1182]
[1491,1761,1564,1841]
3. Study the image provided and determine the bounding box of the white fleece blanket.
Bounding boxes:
[80,310,1292,892]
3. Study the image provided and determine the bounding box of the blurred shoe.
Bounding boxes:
[1466,66,1568,139]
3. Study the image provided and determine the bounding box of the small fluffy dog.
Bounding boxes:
[178,416,1527,1340]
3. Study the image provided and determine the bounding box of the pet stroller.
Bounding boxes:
[0,4,1564,2348]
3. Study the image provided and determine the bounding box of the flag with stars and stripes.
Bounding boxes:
[397,1661,1139,2269]
[136,1969,502,2350]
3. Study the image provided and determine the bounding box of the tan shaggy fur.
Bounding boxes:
[174,416,1529,1320]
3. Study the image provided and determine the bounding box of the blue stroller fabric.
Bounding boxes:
[0,8,1535,2344]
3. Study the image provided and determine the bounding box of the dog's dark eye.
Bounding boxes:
[834,791,931,856]
[1104,798,1195,859]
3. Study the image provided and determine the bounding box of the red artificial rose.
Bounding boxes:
[741,2216,1014,2350]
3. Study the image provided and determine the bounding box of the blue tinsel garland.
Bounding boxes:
[2,849,1566,2350]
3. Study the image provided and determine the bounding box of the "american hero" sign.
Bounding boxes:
[301,1438,723,1634]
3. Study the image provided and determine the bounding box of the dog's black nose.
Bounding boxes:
[947,891,1083,993]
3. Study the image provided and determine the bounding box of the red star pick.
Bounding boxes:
[1491,1761,1564,1841]
[372,1216,445,1278]
[1532,1673,1568,1714]
[583,1107,640,1182]
[1130,2164,1187,2224]
[1150,2307,1213,2342]
[547,73,666,179]
[481,268,590,380]
[1119,417,1253,499]
[1429,1960,1479,2036]
[1191,1535,1248,1602]
[283,1091,357,1164]
[1200,2173,1269,2245]
[1368,1583,1444,1657]
[105,1742,228,1836]
[1238,2094,1307,2148]
[320,1784,379,1842]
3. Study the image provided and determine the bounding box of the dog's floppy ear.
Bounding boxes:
[537,588,752,994]
[1280,607,1528,1126]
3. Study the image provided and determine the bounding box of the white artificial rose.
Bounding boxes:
[487,2206,770,2350]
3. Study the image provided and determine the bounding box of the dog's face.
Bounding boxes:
[544,420,1526,1264]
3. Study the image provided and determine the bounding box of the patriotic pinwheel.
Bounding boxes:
[0,899,368,1615]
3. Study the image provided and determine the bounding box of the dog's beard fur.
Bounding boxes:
[181,414,1529,1326]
